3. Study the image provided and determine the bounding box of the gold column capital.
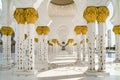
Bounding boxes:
[36,26,50,35]
[96,6,109,23]
[74,26,82,35]
[8,27,14,36]
[14,8,25,24]
[81,26,88,35]
[73,43,77,46]
[57,42,62,46]
[48,40,53,46]
[25,8,39,24]
[83,6,97,23]
[1,26,14,36]
[65,43,69,46]
[36,26,43,35]
[1,27,7,35]
[48,43,53,46]
[52,39,58,44]
[43,26,50,35]
[68,39,74,43]
[113,25,120,34]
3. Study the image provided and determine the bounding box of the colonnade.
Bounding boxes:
[0,5,113,76]
[83,6,109,72]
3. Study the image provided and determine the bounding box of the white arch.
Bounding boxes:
[48,2,77,17]
[57,25,69,42]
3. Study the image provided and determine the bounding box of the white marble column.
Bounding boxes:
[17,25,25,71]
[43,35,49,68]
[34,38,38,70]
[1,27,13,69]
[73,43,77,53]
[81,26,88,62]
[7,35,12,64]
[36,35,43,71]
[14,8,26,71]
[26,24,35,71]
[25,8,38,72]
[23,25,29,70]
[115,34,119,61]
[84,6,97,72]
[82,35,86,61]
[37,30,45,71]
[36,26,50,71]
[113,26,120,62]
[52,39,58,56]
[97,6,109,72]
[87,23,96,71]
[56,44,59,55]
[117,34,120,61]
[67,39,74,54]
[2,35,8,66]
[76,35,82,63]
[97,23,106,71]
[69,43,74,54]
[74,26,82,64]
[48,43,53,61]
[82,34,87,61]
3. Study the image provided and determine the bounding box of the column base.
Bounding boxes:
[113,59,120,63]
[75,60,87,66]
[15,75,37,80]
[49,55,55,62]
[84,70,109,76]
[13,71,37,80]
[0,63,14,70]
[37,62,49,72]
[84,70,97,76]
[13,70,37,76]
[49,63,58,69]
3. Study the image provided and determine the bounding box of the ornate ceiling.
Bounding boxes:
[51,0,74,5]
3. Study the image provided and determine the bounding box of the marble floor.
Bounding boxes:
[0,52,120,80]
